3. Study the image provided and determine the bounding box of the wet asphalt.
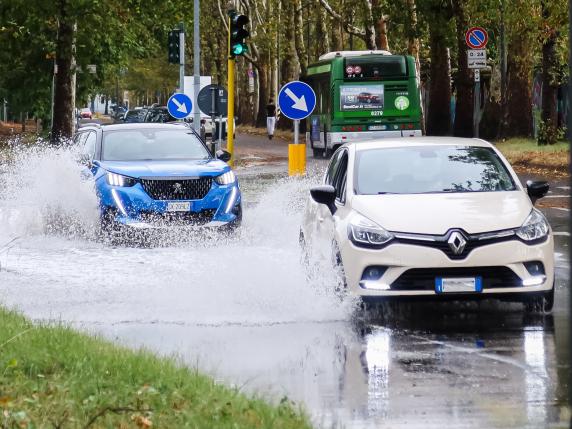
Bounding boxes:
[0,134,570,428]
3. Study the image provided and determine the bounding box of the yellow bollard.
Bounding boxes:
[288,143,306,176]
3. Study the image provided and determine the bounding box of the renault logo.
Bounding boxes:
[448,231,467,255]
[172,182,183,194]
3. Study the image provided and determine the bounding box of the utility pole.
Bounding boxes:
[193,0,201,131]
[179,22,185,95]
[227,13,235,166]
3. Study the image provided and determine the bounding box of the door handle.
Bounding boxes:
[318,217,325,222]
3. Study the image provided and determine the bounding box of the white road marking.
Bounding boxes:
[544,195,570,198]
[553,232,570,237]
[552,207,570,212]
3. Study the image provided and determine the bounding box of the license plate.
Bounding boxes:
[369,125,386,131]
[166,202,191,212]
[436,277,482,293]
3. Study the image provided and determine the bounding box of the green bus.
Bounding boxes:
[304,51,422,157]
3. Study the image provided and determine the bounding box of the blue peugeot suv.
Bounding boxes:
[73,123,241,235]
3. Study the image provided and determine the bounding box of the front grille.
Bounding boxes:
[394,230,516,260]
[390,266,522,291]
[139,209,216,226]
[140,177,213,200]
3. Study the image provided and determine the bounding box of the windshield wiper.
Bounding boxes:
[377,191,399,194]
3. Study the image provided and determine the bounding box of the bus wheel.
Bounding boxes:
[312,147,324,158]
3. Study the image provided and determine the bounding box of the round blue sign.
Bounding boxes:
[167,93,193,119]
[278,81,316,121]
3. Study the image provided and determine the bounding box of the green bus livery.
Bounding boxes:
[304,50,422,157]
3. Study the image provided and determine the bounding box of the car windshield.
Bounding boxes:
[102,129,211,161]
[355,145,517,194]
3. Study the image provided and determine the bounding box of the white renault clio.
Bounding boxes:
[301,137,555,311]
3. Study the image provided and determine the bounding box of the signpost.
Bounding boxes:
[466,26,488,138]
[198,84,228,153]
[167,93,193,120]
[278,81,316,176]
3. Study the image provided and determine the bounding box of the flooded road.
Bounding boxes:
[0,146,570,428]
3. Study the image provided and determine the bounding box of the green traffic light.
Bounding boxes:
[232,43,247,56]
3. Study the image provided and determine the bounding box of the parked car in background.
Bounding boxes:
[80,108,92,119]
[122,109,148,123]
[144,106,176,123]
[302,137,554,312]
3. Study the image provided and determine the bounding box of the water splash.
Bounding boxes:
[0,145,353,325]
[0,141,99,241]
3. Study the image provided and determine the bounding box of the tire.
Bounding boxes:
[525,284,555,313]
[312,147,324,158]
[332,242,348,299]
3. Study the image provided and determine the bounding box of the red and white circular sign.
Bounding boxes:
[354,66,362,74]
[465,27,488,49]
[345,66,354,74]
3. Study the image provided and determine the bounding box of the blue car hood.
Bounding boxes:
[96,159,229,178]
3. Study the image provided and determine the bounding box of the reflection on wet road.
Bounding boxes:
[0,152,570,428]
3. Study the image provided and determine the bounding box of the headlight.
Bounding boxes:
[106,172,136,187]
[348,212,393,247]
[516,209,549,242]
[214,170,236,185]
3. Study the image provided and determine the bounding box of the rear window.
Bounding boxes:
[344,56,407,80]
[355,146,517,195]
[102,129,210,161]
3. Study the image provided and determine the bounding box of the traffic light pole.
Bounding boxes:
[178,23,185,95]
[193,0,201,132]
[226,15,235,166]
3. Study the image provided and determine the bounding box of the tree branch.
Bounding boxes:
[317,0,366,38]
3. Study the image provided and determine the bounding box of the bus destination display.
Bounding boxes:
[340,85,384,111]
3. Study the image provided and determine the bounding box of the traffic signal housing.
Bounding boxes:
[168,30,180,64]
[229,11,249,58]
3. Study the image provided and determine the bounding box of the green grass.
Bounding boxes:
[493,138,569,174]
[0,309,312,428]
[494,138,569,153]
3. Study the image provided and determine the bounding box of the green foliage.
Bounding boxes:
[0,308,312,428]
[537,119,566,145]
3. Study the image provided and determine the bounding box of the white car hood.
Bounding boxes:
[350,191,532,235]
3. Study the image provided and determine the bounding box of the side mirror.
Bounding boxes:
[79,154,92,167]
[310,185,337,215]
[216,149,231,162]
[527,180,549,204]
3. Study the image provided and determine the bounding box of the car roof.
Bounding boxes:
[97,123,190,132]
[349,137,494,151]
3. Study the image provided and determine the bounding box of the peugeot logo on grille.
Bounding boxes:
[448,231,467,255]
[172,182,184,194]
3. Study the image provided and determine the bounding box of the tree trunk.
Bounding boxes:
[502,39,533,137]
[294,0,308,76]
[377,15,389,50]
[426,23,451,136]
[452,0,473,137]
[316,3,331,56]
[256,64,269,127]
[539,0,558,144]
[363,0,377,50]
[51,1,76,144]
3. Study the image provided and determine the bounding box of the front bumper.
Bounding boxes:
[97,178,241,229]
[340,235,555,299]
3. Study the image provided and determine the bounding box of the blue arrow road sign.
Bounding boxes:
[167,93,193,119]
[278,81,316,121]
